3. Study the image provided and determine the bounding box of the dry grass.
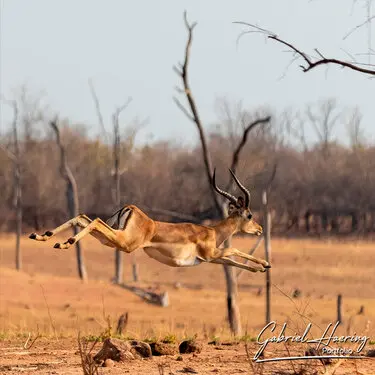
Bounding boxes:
[0,234,374,341]
[77,333,101,375]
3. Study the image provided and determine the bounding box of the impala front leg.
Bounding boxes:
[29,214,92,241]
[210,258,265,272]
[222,248,270,268]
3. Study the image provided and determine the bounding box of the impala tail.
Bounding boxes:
[106,206,133,230]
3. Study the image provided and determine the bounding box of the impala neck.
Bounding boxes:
[212,216,239,247]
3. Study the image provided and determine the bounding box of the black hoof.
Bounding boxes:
[29,233,37,239]
[264,264,271,269]
[67,237,75,244]
[54,243,60,248]
[45,231,53,237]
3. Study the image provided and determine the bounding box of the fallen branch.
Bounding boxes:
[119,284,169,307]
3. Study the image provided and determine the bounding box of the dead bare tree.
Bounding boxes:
[50,119,87,281]
[174,11,271,335]
[346,107,365,149]
[89,81,133,284]
[306,99,341,156]
[1,100,22,270]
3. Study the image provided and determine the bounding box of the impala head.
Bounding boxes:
[212,169,263,236]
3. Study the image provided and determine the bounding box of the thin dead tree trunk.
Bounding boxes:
[262,165,277,324]
[50,119,87,281]
[112,99,132,284]
[222,237,242,334]
[174,11,271,336]
[262,190,271,324]
[113,109,123,284]
[9,101,22,270]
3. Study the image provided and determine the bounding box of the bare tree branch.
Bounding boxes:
[229,116,271,175]
[174,11,221,213]
[173,97,195,122]
[343,15,375,40]
[234,22,375,76]
[88,79,109,143]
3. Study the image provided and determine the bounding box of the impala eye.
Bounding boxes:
[247,213,253,220]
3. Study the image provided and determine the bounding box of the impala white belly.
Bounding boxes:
[143,245,203,267]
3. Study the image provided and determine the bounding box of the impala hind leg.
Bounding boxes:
[29,214,92,241]
[54,218,122,250]
[222,247,270,268]
[210,258,265,272]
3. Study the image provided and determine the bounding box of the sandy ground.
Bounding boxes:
[0,233,374,374]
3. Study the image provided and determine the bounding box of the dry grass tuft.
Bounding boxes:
[77,332,101,375]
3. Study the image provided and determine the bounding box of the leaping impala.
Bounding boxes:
[29,169,270,273]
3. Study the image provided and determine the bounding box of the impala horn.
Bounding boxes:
[212,169,237,205]
[229,169,251,208]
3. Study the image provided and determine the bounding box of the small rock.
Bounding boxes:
[366,349,375,357]
[292,288,301,298]
[176,355,183,361]
[174,282,182,289]
[179,339,202,354]
[94,338,152,363]
[103,359,114,367]
[128,340,153,358]
[149,341,178,356]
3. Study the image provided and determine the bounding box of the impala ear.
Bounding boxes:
[228,202,236,212]
[236,196,245,207]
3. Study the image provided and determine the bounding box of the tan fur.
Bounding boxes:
[29,204,269,273]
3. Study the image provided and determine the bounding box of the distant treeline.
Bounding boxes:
[1,98,374,235]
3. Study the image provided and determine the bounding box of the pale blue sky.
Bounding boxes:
[0,0,374,145]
